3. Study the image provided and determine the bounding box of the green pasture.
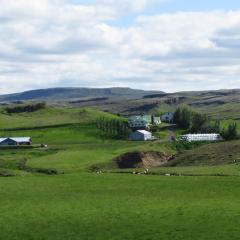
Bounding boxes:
[0,107,116,129]
[1,174,240,240]
[0,106,240,239]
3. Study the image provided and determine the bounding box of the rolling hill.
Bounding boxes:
[66,88,240,119]
[1,87,240,119]
[0,87,164,102]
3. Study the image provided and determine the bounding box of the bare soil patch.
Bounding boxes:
[114,151,173,169]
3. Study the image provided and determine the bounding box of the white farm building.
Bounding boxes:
[180,134,221,142]
[129,130,152,141]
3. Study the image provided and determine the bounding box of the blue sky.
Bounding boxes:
[149,0,240,12]
[0,0,239,93]
[72,0,240,10]
[108,0,240,26]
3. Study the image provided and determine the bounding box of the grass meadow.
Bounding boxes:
[1,173,240,240]
[0,106,240,239]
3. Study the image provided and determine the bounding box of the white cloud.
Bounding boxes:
[96,0,166,13]
[0,0,239,93]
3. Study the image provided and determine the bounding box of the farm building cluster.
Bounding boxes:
[128,113,173,130]
[127,113,223,142]
[128,113,174,141]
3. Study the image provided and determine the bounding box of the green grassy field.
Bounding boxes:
[0,107,117,129]
[1,106,240,239]
[2,173,240,240]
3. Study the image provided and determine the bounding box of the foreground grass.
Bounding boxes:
[1,173,240,240]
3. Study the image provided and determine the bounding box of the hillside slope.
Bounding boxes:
[166,140,240,167]
[67,89,240,118]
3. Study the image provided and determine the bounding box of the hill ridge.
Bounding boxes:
[0,87,164,102]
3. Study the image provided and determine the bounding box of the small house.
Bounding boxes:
[128,116,149,129]
[128,115,161,129]
[153,117,161,124]
[129,130,152,141]
[161,112,174,123]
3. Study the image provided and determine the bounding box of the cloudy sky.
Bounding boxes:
[0,0,240,93]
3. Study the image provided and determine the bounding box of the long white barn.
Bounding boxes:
[180,134,221,142]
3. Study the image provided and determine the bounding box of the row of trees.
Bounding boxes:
[96,117,130,139]
[173,106,239,140]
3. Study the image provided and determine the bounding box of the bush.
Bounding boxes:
[221,123,239,141]
[5,102,46,114]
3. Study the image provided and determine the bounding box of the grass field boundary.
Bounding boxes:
[103,170,240,177]
[0,122,95,131]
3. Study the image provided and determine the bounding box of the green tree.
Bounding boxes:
[173,107,181,125]
[190,113,208,133]
[181,108,192,129]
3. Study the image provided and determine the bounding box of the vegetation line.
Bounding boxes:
[0,123,92,131]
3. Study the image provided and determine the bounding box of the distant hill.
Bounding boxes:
[0,87,164,102]
[65,88,240,119]
[1,87,240,119]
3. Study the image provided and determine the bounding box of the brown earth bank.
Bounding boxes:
[114,151,173,169]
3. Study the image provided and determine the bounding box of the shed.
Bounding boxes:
[129,130,152,141]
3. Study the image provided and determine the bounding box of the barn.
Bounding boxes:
[0,138,17,146]
[0,137,32,146]
[180,134,221,142]
[129,130,152,141]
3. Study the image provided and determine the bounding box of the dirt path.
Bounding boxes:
[155,124,177,143]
